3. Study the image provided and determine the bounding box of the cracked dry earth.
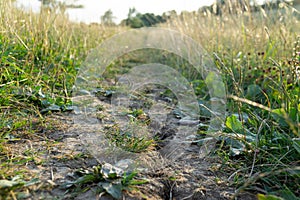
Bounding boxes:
[4,99,257,200]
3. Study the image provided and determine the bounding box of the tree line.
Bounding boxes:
[37,0,300,27]
[101,7,168,28]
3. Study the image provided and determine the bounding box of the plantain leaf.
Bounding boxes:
[257,194,284,200]
[100,182,122,199]
[226,115,243,132]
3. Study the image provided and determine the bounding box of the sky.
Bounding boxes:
[15,0,216,24]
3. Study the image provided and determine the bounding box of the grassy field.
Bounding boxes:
[0,0,299,199]
[165,2,300,199]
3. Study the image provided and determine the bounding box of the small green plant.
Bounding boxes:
[64,163,148,199]
[105,121,155,153]
[0,176,40,199]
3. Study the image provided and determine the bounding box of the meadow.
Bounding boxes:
[0,0,299,199]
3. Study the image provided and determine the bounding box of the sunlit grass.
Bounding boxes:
[161,1,300,198]
[0,0,124,198]
[0,0,123,135]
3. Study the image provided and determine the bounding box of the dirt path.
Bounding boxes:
[4,98,257,199]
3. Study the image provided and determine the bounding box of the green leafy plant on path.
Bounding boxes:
[63,163,148,199]
[0,176,40,199]
[104,120,156,153]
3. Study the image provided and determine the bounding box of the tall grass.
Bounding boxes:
[165,1,299,53]
[0,3,126,198]
[162,1,300,198]
[0,0,123,139]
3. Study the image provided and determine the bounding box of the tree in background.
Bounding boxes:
[198,0,298,16]
[122,7,167,28]
[101,9,115,26]
[122,7,143,28]
[38,0,83,13]
[127,7,137,20]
